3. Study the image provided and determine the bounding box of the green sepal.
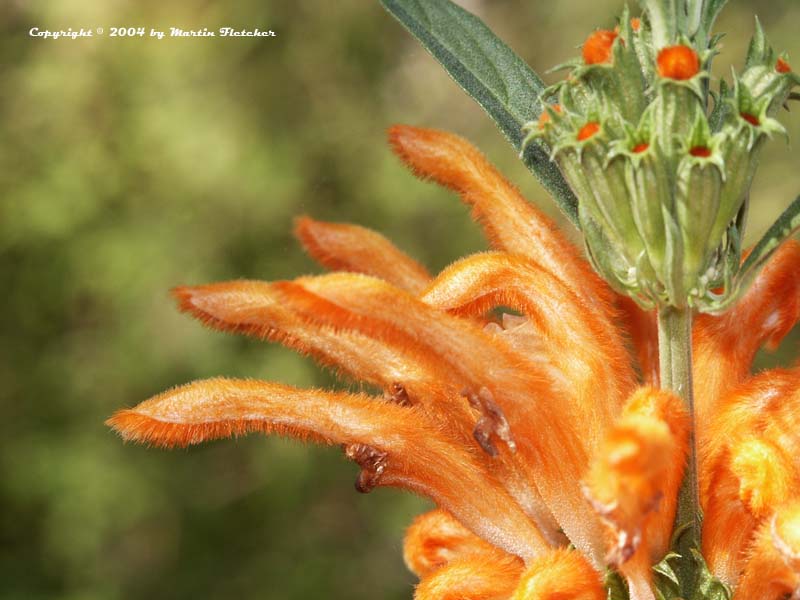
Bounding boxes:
[612,109,672,279]
[638,0,680,49]
[573,7,647,126]
[689,550,732,600]
[652,57,709,157]
[605,568,630,600]
[377,0,580,226]
[676,137,724,300]
[653,552,682,600]
[745,16,775,69]
[708,78,732,130]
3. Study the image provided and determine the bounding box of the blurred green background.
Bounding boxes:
[1,1,798,598]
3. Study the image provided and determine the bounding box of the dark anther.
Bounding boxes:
[384,382,412,407]
[344,443,388,493]
[461,386,516,456]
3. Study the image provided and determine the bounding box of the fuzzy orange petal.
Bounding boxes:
[421,251,635,449]
[733,502,800,600]
[404,509,512,578]
[694,241,800,449]
[387,125,614,312]
[414,555,523,600]
[584,388,688,596]
[173,281,477,436]
[294,216,432,293]
[511,549,605,600]
[107,378,548,560]
[294,271,606,564]
[617,297,659,385]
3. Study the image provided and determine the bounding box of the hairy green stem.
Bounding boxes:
[657,306,701,596]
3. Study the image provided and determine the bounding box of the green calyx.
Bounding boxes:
[522,10,799,311]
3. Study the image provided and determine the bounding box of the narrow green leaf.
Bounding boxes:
[704,194,800,314]
[739,194,800,277]
[379,0,579,226]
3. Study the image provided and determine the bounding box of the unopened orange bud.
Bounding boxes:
[583,30,618,65]
[538,104,562,129]
[630,18,641,32]
[632,142,649,154]
[777,57,792,74]
[690,146,711,158]
[577,122,600,141]
[657,45,701,80]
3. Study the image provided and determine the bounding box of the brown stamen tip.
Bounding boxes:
[741,113,761,127]
[583,30,617,65]
[690,146,712,158]
[463,387,516,456]
[578,122,600,141]
[344,443,388,493]
[777,58,792,74]
[657,45,701,80]
[632,142,649,154]
[385,382,412,407]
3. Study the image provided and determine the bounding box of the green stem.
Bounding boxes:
[657,306,701,596]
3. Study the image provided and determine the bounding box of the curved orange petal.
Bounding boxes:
[414,555,523,600]
[584,388,688,597]
[294,272,606,565]
[387,125,614,313]
[421,251,635,449]
[294,216,432,293]
[106,378,549,560]
[175,278,563,543]
[404,509,512,578]
[694,241,800,449]
[617,297,659,385]
[511,549,605,600]
[733,502,800,600]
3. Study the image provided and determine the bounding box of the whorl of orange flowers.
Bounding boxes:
[109,125,800,599]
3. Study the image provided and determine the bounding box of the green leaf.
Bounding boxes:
[704,194,800,314]
[604,568,630,600]
[378,0,579,226]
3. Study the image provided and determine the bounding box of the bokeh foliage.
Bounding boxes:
[0,1,798,598]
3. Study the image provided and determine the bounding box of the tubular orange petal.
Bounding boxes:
[702,453,761,586]
[172,281,476,434]
[414,555,523,600]
[421,251,635,448]
[182,275,559,544]
[387,125,614,312]
[294,216,432,293]
[106,378,549,560]
[294,271,606,564]
[584,387,688,585]
[404,509,513,578]
[617,297,659,385]
[701,369,800,585]
[511,549,604,600]
[734,502,800,600]
[694,241,800,449]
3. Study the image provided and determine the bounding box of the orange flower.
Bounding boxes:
[657,45,701,80]
[108,127,800,599]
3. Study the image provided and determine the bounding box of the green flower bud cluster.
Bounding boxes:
[523,13,798,311]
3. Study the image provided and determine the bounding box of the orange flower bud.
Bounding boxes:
[632,142,649,154]
[657,45,701,80]
[690,146,711,158]
[583,30,617,65]
[538,104,562,129]
[630,18,641,32]
[777,57,792,74]
[741,113,760,127]
[577,122,600,141]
